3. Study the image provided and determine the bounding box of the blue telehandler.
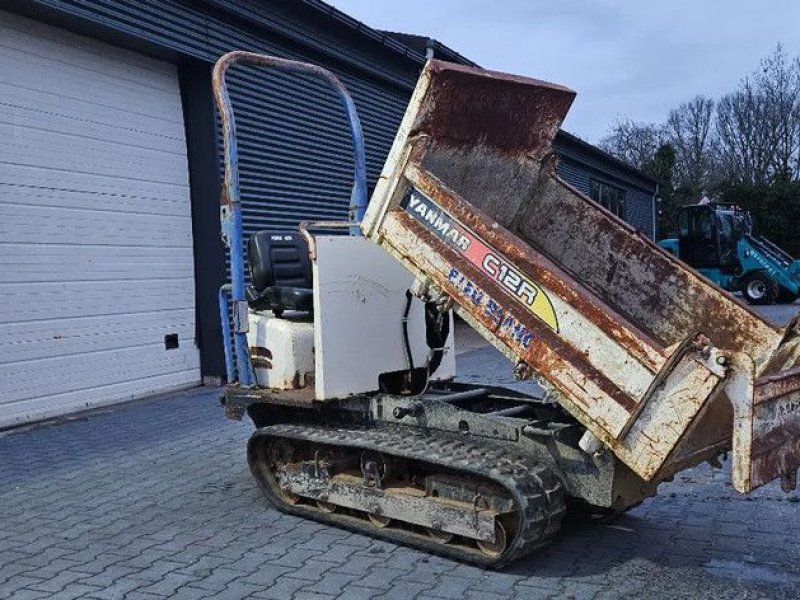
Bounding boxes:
[658,202,800,304]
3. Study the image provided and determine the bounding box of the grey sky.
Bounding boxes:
[328,0,800,143]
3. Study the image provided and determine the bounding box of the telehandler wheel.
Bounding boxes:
[741,271,778,305]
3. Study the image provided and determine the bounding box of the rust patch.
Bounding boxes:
[752,419,800,458]
[752,437,800,490]
[755,366,800,404]
[538,177,783,369]
[224,402,247,421]
[412,60,575,158]
[364,56,800,493]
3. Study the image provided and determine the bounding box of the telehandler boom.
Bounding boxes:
[216,52,800,568]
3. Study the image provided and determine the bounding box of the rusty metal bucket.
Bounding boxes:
[363,60,800,494]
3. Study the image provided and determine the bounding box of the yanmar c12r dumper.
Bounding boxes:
[215,52,800,568]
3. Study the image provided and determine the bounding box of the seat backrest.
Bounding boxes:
[248,231,312,293]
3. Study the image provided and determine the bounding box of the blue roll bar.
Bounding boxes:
[211,51,368,386]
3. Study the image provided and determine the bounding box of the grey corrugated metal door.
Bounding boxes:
[0,11,200,426]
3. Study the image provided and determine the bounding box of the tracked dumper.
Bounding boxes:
[215,53,800,568]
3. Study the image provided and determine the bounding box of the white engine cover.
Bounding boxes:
[246,312,314,390]
[312,235,456,400]
[243,235,456,398]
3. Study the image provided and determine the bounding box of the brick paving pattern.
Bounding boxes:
[1,346,799,599]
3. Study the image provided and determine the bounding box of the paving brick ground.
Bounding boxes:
[2,346,800,599]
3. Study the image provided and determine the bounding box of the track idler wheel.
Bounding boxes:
[476,521,508,558]
[277,486,300,505]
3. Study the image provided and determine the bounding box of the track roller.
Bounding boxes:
[426,528,454,544]
[316,500,337,513]
[368,514,392,528]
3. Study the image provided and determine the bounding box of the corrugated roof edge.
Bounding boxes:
[555,130,659,188]
[378,30,479,67]
[300,0,429,64]
[299,2,475,68]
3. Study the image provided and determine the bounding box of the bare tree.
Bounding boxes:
[600,46,800,190]
[666,96,715,191]
[716,79,771,185]
[716,46,800,184]
[757,45,800,180]
[599,119,665,169]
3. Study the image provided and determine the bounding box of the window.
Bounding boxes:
[589,179,625,218]
[678,209,689,236]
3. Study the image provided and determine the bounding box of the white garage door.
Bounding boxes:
[0,12,200,427]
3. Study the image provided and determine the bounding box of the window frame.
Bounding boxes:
[589,179,626,219]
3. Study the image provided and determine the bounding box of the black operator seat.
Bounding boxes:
[246,231,313,317]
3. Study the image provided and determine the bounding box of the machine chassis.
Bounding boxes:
[222,381,658,517]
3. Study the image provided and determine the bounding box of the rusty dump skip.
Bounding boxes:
[363,59,800,494]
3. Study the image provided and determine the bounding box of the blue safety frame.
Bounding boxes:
[212,51,368,386]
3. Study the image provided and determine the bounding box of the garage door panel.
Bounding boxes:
[0,50,181,120]
[0,80,185,138]
[0,279,195,324]
[1,15,178,88]
[2,204,192,248]
[0,23,181,101]
[1,343,199,404]
[0,244,194,283]
[0,310,196,364]
[0,166,190,209]
[0,10,200,427]
[0,121,189,184]
[0,183,188,216]
[1,369,200,427]
[0,91,186,153]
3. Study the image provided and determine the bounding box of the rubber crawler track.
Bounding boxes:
[248,424,566,568]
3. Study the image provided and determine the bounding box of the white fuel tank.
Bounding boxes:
[246,311,314,390]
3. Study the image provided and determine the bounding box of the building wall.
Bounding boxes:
[554,134,658,239]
